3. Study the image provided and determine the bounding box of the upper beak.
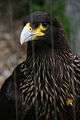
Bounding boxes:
[20,27,34,45]
[20,23,46,45]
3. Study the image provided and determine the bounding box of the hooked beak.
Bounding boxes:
[20,23,46,45]
[20,27,35,45]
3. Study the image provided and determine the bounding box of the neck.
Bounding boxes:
[27,43,72,64]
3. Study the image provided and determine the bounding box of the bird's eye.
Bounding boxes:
[42,23,48,27]
[32,23,39,29]
[29,27,32,31]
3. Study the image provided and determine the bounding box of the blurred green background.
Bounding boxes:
[0,0,70,35]
[0,0,80,87]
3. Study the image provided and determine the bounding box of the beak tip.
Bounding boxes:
[20,41,23,45]
[20,37,24,45]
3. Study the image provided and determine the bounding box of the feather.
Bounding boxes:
[0,11,80,120]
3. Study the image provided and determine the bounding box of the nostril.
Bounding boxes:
[29,27,32,31]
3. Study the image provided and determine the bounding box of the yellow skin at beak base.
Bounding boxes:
[24,23,46,37]
[20,23,47,45]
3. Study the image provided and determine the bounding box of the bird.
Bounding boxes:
[0,11,80,120]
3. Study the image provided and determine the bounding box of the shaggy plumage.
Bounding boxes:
[0,11,80,120]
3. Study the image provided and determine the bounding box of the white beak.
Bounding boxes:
[20,27,34,45]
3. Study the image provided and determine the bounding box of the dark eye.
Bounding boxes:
[32,23,39,28]
[42,23,48,27]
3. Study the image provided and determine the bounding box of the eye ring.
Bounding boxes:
[29,27,32,31]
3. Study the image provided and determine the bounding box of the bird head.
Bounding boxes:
[20,11,52,45]
[20,11,69,51]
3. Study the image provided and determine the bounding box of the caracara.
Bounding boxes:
[0,11,80,120]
